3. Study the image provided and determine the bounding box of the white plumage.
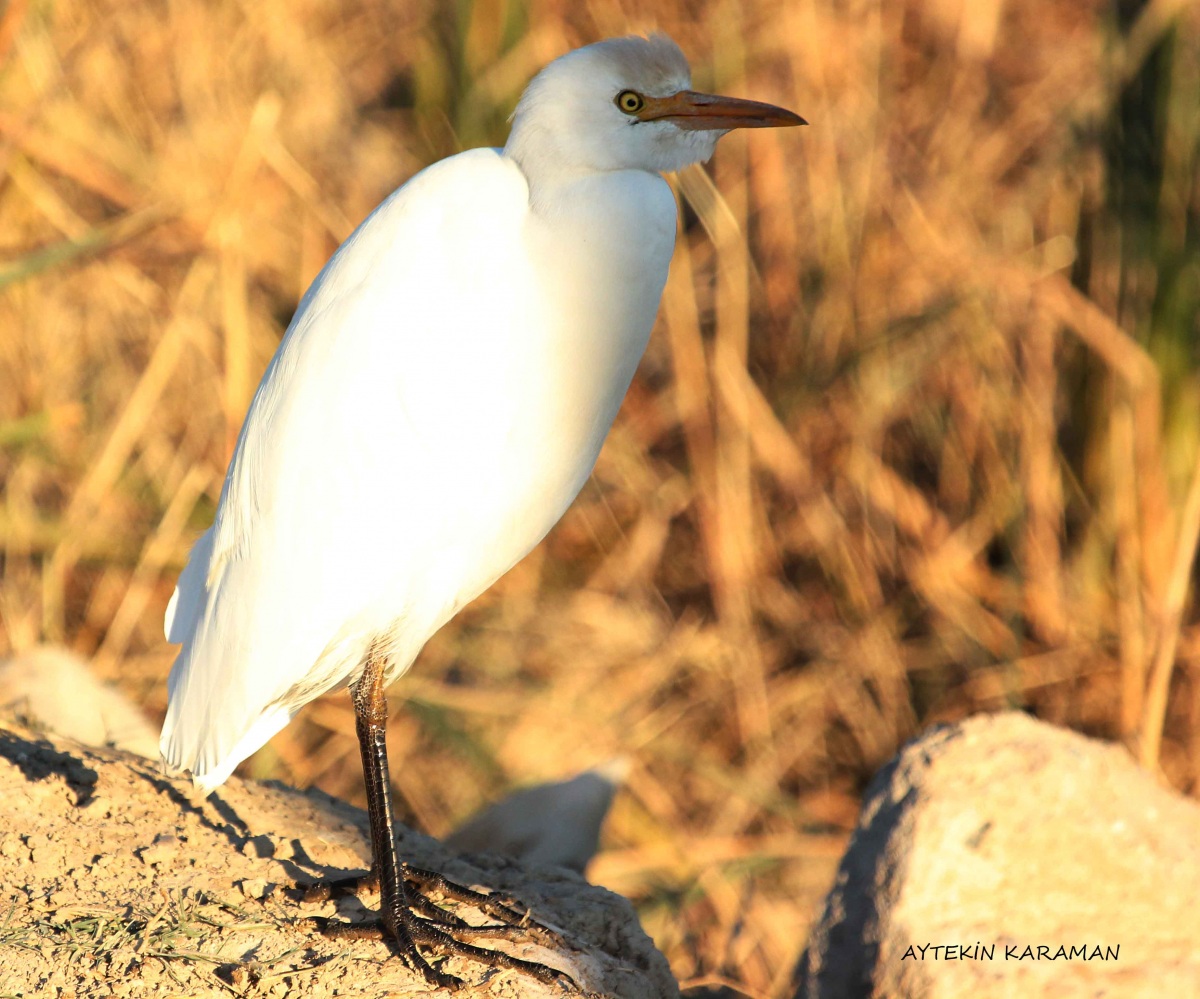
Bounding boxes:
[160,34,802,795]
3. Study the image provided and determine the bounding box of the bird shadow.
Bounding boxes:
[126,760,256,853]
[132,764,372,892]
[0,726,98,806]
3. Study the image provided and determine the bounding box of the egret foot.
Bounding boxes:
[403,864,570,949]
[299,653,575,991]
[304,866,573,991]
[295,862,569,950]
[295,865,557,935]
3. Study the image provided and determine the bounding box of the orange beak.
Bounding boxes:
[638,90,806,130]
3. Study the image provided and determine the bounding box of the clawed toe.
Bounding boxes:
[307,911,572,991]
[403,912,571,988]
[300,867,576,991]
[302,914,386,941]
[403,865,569,949]
[292,869,379,904]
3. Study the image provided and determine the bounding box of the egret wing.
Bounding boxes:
[160,149,532,790]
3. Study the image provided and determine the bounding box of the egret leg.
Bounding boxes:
[303,653,573,991]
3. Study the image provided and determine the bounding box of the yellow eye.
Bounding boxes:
[616,90,645,115]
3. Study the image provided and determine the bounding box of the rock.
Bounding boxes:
[445,758,629,873]
[238,877,271,900]
[0,714,677,998]
[240,833,276,858]
[0,645,160,758]
[795,712,1200,997]
[137,832,180,865]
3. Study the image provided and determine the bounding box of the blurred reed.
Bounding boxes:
[1,0,1198,994]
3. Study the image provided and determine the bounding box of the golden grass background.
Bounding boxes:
[2,0,1200,995]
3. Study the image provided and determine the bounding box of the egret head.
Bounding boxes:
[504,34,804,180]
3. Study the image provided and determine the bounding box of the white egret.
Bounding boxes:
[160,33,803,988]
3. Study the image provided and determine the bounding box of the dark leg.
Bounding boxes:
[344,653,458,986]
[300,652,573,991]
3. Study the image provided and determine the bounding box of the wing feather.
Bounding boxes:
[160,149,531,789]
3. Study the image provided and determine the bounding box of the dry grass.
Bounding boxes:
[2,0,1200,995]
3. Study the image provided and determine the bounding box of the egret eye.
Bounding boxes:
[616,90,645,115]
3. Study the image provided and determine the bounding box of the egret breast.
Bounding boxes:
[402,168,678,620]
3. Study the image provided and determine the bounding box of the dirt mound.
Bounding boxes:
[0,716,676,998]
[796,712,1200,997]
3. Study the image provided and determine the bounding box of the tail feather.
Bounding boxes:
[159,527,368,793]
[186,704,293,794]
[159,528,297,792]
